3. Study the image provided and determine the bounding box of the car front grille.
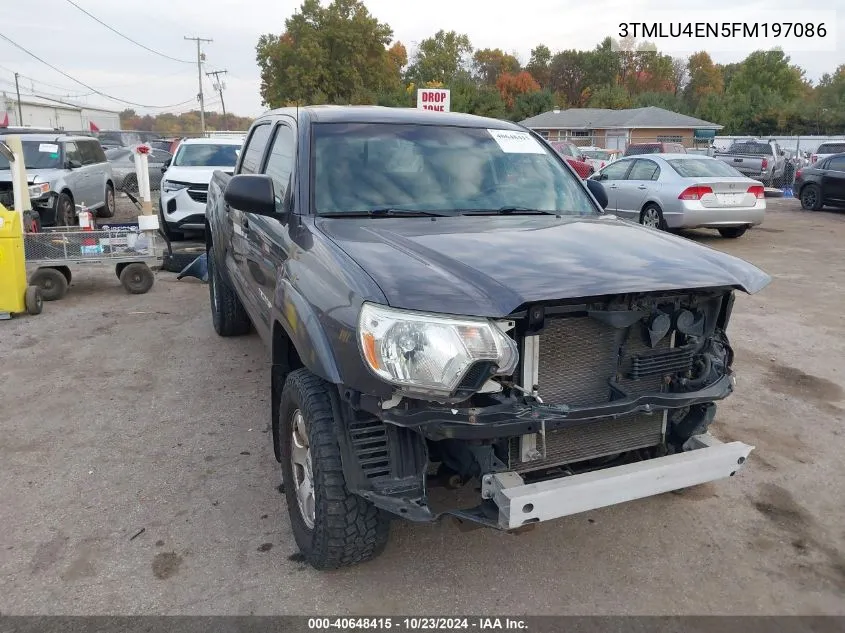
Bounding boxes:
[187,188,208,204]
[508,412,664,473]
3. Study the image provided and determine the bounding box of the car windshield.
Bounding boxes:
[668,158,744,178]
[584,150,614,160]
[0,140,63,170]
[173,143,241,167]
[312,123,597,217]
[726,142,772,155]
[817,143,845,154]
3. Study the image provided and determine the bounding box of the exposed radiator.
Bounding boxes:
[508,412,664,473]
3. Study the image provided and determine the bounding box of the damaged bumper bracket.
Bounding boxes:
[482,433,753,530]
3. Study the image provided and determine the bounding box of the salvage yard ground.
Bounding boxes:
[2,198,844,615]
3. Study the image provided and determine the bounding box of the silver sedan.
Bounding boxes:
[591,154,766,238]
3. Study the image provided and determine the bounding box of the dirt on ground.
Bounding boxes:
[2,198,844,615]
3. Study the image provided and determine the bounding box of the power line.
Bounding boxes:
[0,33,198,109]
[63,0,192,64]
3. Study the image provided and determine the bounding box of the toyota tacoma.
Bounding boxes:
[205,106,771,570]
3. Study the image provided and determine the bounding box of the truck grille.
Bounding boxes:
[508,412,664,473]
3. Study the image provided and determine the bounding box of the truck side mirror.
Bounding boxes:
[585,178,608,210]
[66,159,82,169]
[224,174,278,217]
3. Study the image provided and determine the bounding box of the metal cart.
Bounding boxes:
[24,219,164,301]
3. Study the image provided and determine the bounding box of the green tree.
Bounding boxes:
[512,90,555,121]
[549,50,589,106]
[472,48,520,85]
[406,30,473,85]
[726,49,808,103]
[525,44,552,88]
[685,52,724,111]
[587,85,632,109]
[255,0,395,107]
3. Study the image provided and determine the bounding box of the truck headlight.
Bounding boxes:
[28,183,50,200]
[161,180,188,193]
[358,303,518,396]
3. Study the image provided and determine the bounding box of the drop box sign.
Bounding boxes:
[417,88,451,112]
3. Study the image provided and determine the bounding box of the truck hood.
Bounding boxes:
[316,215,772,317]
[162,166,231,185]
[0,169,63,185]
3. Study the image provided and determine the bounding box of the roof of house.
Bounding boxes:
[520,106,723,131]
[1,93,120,114]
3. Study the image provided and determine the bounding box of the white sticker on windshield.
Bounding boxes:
[38,143,59,153]
[487,129,545,154]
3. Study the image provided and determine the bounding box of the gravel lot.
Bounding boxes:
[2,198,844,615]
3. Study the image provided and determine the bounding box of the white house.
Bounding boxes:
[1,93,121,130]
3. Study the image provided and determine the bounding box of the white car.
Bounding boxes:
[581,148,622,172]
[159,137,243,240]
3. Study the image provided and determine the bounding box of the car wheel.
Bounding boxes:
[639,204,665,230]
[800,184,823,211]
[29,267,69,301]
[718,227,747,239]
[56,192,75,226]
[280,368,391,570]
[24,286,43,316]
[97,183,115,218]
[208,246,251,336]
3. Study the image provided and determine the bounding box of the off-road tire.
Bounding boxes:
[279,368,391,570]
[119,263,155,294]
[208,247,251,336]
[800,184,823,211]
[97,183,115,218]
[718,227,747,239]
[30,267,68,301]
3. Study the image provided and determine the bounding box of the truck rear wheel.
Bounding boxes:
[208,247,251,336]
[279,368,390,570]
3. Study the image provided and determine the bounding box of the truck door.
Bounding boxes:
[227,122,273,320]
[244,119,296,339]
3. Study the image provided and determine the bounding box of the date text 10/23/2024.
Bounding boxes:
[308,618,528,631]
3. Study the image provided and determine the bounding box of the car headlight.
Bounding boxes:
[161,180,188,193]
[358,302,518,397]
[28,183,50,199]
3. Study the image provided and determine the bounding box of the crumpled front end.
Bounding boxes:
[336,287,754,529]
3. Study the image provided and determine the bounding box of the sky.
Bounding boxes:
[1,0,842,119]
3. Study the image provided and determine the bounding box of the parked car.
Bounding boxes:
[582,148,622,171]
[549,141,594,178]
[105,146,172,192]
[0,133,114,226]
[591,153,765,238]
[624,142,686,156]
[810,142,845,166]
[714,139,787,187]
[97,130,162,151]
[794,153,845,211]
[159,137,242,240]
[205,106,769,570]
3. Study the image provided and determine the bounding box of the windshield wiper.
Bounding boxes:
[320,208,448,218]
[459,206,558,216]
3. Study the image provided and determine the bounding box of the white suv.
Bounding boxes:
[159,137,242,240]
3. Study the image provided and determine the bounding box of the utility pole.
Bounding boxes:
[206,69,228,131]
[14,73,23,126]
[184,36,213,134]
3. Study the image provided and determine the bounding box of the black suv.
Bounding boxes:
[205,106,769,569]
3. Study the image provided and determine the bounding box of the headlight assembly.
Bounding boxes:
[28,183,50,199]
[161,180,188,193]
[358,302,518,397]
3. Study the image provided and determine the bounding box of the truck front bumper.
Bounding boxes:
[480,434,753,530]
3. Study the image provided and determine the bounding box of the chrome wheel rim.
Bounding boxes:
[107,188,114,212]
[641,208,660,228]
[290,409,315,529]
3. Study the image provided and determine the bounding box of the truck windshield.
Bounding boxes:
[0,140,63,170]
[173,143,241,167]
[726,142,772,155]
[312,123,597,217]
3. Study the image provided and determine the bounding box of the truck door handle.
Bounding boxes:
[242,217,250,231]
[637,185,647,190]
[608,184,617,189]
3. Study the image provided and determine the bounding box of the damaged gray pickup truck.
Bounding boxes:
[205,106,771,569]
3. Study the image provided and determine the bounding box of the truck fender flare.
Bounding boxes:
[270,279,342,462]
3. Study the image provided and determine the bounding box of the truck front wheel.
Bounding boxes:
[279,368,391,569]
[208,247,251,336]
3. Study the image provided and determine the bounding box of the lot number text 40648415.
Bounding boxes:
[307,617,529,631]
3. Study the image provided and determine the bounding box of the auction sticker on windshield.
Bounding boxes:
[487,129,545,154]
[38,144,59,153]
